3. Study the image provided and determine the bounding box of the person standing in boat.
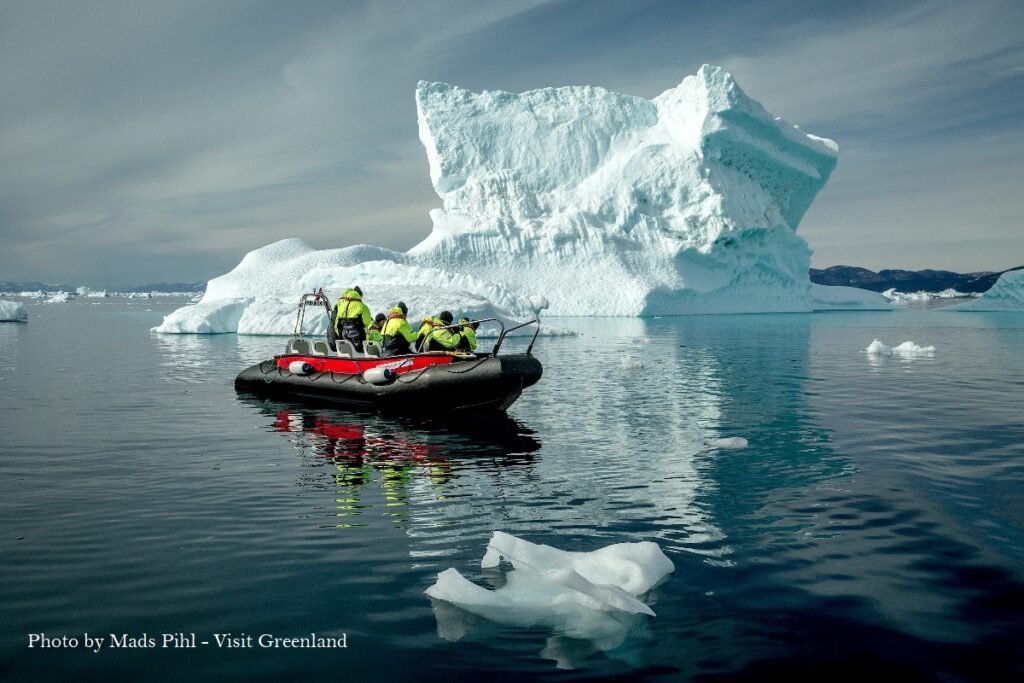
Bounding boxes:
[381,302,418,357]
[422,311,463,352]
[329,286,373,350]
[456,317,479,353]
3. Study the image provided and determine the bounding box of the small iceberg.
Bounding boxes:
[0,300,28,322]
[426,532,674,668]
[43,291,73,303]
[865,339,936,357]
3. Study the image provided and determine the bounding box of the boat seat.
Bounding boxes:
[312,340,332,356]
[335,339,358,358]
[289,338,311,355]
[364,341,382,357]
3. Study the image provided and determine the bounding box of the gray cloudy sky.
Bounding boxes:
[1,0,1022,286]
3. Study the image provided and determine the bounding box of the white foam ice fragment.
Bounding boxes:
[0,299,28,322]
[620,357,645,370]
[865,339,936,356]
[705,437,748,449]
[865,339,890,355]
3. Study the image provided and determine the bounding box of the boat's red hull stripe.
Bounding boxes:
[274,354,455,376]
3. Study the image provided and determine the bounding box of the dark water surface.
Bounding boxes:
[1,300,1022,681]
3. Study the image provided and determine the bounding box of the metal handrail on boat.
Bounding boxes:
[414,317,540,357]
[293,289,332,338]
[493,319,540,356]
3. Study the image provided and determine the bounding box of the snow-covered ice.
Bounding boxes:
[0,300,28,322]
[865,339,936,357]
[157,65,879,336]
[958,269,1024,311]
[43,291,73,303]
[426,532,673,665]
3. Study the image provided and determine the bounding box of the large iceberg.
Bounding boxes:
[156,65,875,335]
[957,269,1024,311]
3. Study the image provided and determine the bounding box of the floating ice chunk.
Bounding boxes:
[0,300,28,322]
[480,531,674,597]
[865,339,891,355]
[620,357,645,370]
[427,533,673,668]
[705,437,748,449]
[866,339,935,356]
[892,341,935,356]
[43,291,73,303]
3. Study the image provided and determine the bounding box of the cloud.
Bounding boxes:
[0,0,1021,283]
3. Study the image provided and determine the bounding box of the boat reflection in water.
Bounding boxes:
[238,396,540,529]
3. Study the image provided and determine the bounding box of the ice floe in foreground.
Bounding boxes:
[0,300,28,322]
[865,339,936,357]
[426,532,673,668]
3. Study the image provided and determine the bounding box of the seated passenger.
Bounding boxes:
[456,317,479,353]
[367,313,387,345]
[422,311,462,352]
[381,302,418,357]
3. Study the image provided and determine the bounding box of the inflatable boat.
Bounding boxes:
[235,292,543,413]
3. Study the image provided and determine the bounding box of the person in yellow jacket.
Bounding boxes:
[456,317,479,353]
[381,302,418,357]
[367,313,386,345]
[329,286,373,349]
[420,311,463,352]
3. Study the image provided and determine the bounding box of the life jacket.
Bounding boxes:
[333,289,369,345]
[381,307,417,357]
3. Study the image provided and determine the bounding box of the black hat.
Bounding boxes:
[353,285,362,296]
[397,301,408,315]
[375,313,386,324]
[438,310,453,324]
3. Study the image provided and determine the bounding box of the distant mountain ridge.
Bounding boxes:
[0,280,205,293]
[809,266,1024,293]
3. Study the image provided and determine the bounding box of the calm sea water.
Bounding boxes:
[1,299,1022,681]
